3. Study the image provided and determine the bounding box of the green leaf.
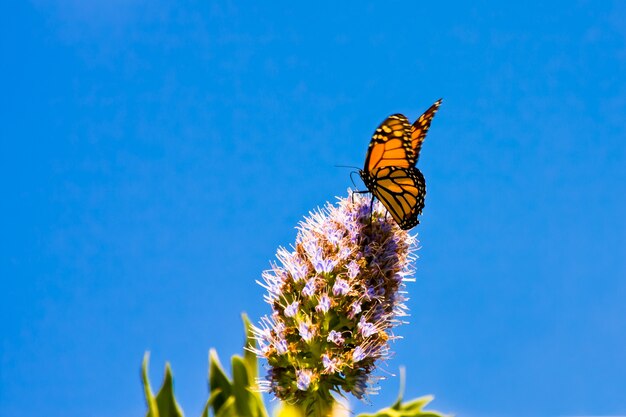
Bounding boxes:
[214,397,237,417]
[241,313,258,381]
[249,391,269,417]
[232,356,251,389]
[142,352,184,417]
[231,356,254,417]
[142,352,159,417]
[356,374,450,417]
[155,364,185,417]
[209,349,233,415]
[200,398,210,417]
[220,315,268,417]
[400,396,435,413]
[143,315,271,417]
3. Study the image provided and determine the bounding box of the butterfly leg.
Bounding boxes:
[351,189,369,204]
[369,195,375,228]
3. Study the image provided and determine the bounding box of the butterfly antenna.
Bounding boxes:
[334,164,361,170]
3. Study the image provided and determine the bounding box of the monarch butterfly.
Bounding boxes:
[359,99,442,230]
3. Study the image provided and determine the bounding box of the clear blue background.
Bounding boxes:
[2,1,625,416]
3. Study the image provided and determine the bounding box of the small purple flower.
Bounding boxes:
[302,239,321,260]
[277,248,307,282]
[296,369,313,391]
[347,260,360,279]
[302,278,317,297]
[290,263,308,282]
[332,278,350,296]
[259,339,270,355]
[275,339,288,355]
[371,306,386,322]
[314,257,337,274]
[273,319,286,336]
[321,354,339,374]
[259,270,284,301]
[358,317,377,338]
[284,301,299,317]
[337,246,352,260]
[325,226,344,245]
[364,286,377,301]
[327,330,344,345]
[298,322,315,342]
[348,302,362,319]
[316,294,330,313]
[352,346,367,362]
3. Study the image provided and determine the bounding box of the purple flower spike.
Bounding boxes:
[253,192,417,405]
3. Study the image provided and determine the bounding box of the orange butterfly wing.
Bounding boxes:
[367,166,426,230]
[409,98,442,165]
[363,114,413,172]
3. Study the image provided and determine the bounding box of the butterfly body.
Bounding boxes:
[359,99,442,230]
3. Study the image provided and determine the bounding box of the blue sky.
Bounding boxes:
[1,1,625,416]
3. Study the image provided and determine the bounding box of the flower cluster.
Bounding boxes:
[252,192,417,407]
